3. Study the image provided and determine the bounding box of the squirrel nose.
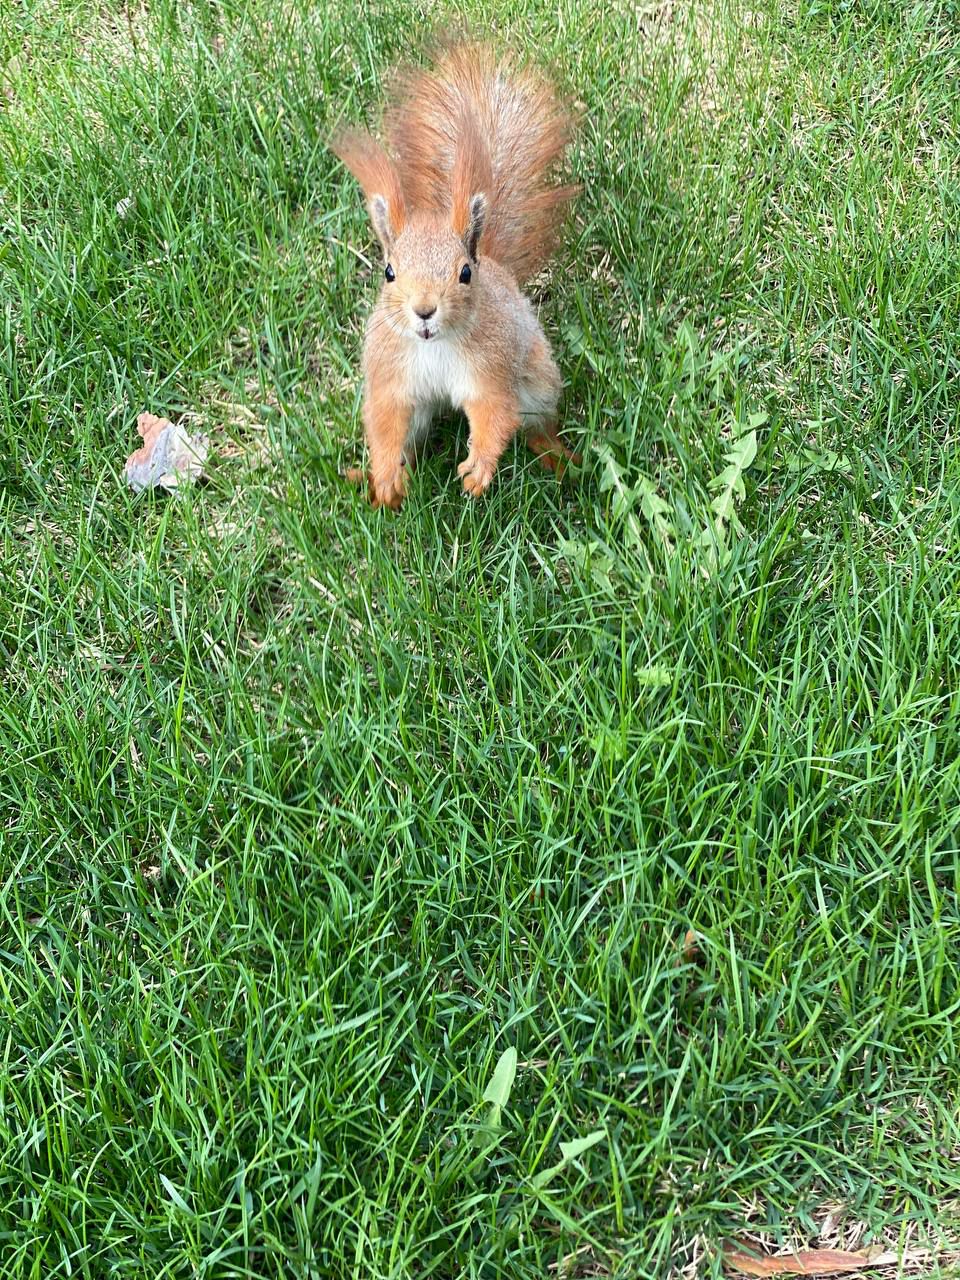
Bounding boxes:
[414,304,437,320]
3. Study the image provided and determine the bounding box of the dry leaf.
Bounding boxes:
[818,1204,847,1243]
[723,1242,887,1276]
[125,412,208,492]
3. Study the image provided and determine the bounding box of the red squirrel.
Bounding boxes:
[331,42,580,509]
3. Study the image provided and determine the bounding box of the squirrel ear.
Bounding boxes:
[369,194,396,254]
[465,192,487,261]
[330,127,405,252]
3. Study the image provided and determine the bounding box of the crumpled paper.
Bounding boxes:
[125,412,209,492]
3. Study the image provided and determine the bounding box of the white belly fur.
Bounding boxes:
[404,338,477,411]
[400,332,557,453]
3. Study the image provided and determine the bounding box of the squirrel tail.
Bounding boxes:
[384,42,579,283]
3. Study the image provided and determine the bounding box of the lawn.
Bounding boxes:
[2,0,960,1275]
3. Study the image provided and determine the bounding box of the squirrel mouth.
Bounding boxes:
[418,327,433,340]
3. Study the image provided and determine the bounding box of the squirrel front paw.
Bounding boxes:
[458,452,497,497]
[370,465,407,511]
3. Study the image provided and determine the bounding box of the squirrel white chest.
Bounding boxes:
[404,338,477,410]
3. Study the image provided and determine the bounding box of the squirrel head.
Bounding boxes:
[379,196,486,342]
[331,109,492,341]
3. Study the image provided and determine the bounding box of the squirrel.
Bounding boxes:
[330,42,580,509]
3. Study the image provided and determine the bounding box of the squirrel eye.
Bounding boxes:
[384,264,395,283]
[458,263,472,284]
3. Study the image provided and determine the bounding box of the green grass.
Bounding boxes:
[2,0,960,1274]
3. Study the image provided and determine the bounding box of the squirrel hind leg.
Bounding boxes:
[526,425,581,477]
[519,336,577,476]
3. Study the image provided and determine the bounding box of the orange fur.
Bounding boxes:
[384,42,577,282]
[526,426,582,476]
[450,107,492,241]
[362,383,411,510]
[329,40,580,507]
[329,127,406,239]
[459,384,522,496]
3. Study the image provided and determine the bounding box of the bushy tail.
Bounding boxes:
[384,42,578,283]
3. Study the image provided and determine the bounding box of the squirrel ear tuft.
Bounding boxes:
[330,126,405,253]
[369,194,395,254]
[465,192,487,260]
